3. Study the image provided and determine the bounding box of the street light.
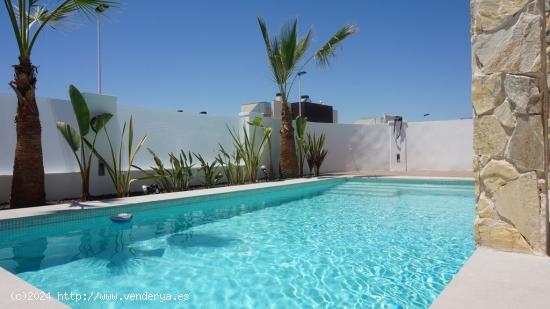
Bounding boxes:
[95,4,109,94]
[297,71,307,117]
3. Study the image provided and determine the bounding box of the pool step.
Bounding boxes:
[341,182,471,191]
[338,183,472,195]
[325,184,473,199]
[325,188,400,198]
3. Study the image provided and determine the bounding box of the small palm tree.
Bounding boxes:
[257,17,356,178]
[3,0,115,208]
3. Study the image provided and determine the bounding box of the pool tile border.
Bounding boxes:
[0,177,345,230]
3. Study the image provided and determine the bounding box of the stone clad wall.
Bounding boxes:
[471,0,549,254]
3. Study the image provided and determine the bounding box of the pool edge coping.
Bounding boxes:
[0,175,474,222]
[0,267,69,308]
[0,176,345,222]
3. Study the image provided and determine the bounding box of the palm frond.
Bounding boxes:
[3,0,24,53]
[28,0,117,54]
[258,17,356,104]
[315,24,357,67]
[278,18,298,74]
[258,17,310,103]
[295,29,312,62]
[257,17,272,55]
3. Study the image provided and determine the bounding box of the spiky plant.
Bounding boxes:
[3,0,116,207]
[295,116,307,177]
[216,144,244,185]
[136,149,194,192]
[305,133,328,177]
[86,116,147,197]
[228,117,272,183]
[257,17,356,178]
[194,153,223,188]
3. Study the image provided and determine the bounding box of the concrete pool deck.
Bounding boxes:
[432,247,550,309]
[0,267,68,308]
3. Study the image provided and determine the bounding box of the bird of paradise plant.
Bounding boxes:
[56,85,112,200]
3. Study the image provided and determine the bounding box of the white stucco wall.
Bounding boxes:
[0,93,242,203]
[0,93,81,174]
[0,93,473,203]
[262,117,473,174]
[117,107,241,168]
[305,122,390,173]
[406,119,473,171]
[260,117,390,175]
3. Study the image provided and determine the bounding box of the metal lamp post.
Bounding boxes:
[297,71,307,116]
[95,4,109,94]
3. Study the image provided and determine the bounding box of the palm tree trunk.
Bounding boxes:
[9,57,46,208]
[279,102,299,178]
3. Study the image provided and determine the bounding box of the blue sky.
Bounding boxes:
[0,1,471,123]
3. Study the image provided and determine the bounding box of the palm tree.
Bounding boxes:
[257,17,356,178]
[3,0,115,208]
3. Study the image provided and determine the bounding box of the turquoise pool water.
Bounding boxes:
[0,178,475,308]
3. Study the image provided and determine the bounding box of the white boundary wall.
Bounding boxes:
[406,119,473,172]
[0,93,473,203]
[258,118,390,175]
[0,93,242,203]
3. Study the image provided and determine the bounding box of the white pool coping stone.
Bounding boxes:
[0,175,474,222]
[0,175,474,308]
[0,176,343,221]
[0,267,69,308]
[431,247,550,309]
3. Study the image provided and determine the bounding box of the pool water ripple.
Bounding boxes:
[0,179,475,308]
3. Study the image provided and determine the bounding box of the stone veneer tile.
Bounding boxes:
[505,115,545,172]
[472,10,542,74]
[493,99,516,129]
[479,159,520,192]
[472,73,506,115]
[504,74,542,114]
[471,0,530,33]
[473,115,508,158]
[494,172,543,251]
[475,217,533,253]
[477,192,499,219]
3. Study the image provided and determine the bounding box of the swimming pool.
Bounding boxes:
[0,178,475,308]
